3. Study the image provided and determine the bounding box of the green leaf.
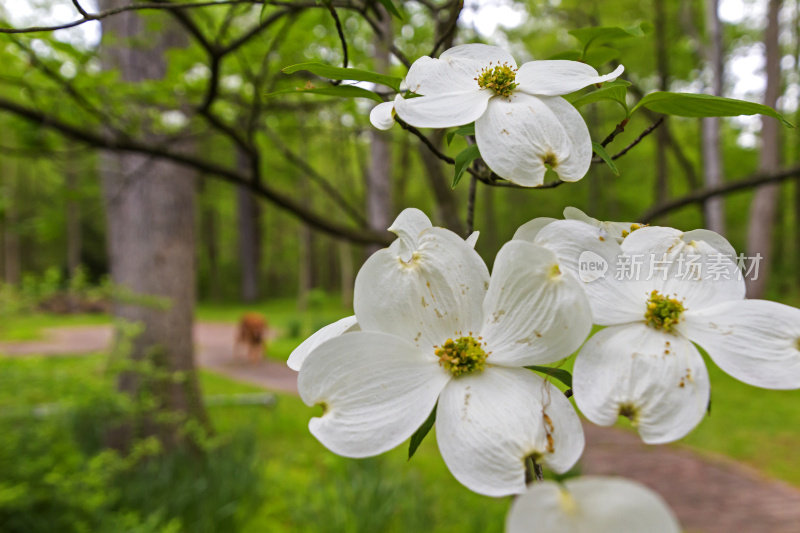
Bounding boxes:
[569,22,651,48]
[445,123,475,145]
[592,142,620,176]
[569,80,630,113]
[265,84,383,102]
[631,92,794,127]
[584,46,622,67]
[282,62,402,91]
[408,402,436,460]
[377,0,403,18]
[453,144,481,188]
[569,23,651,59]
[525,366,573,388]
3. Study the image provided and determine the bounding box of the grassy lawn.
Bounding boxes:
[0,313,110,342]
[0,354,509,532]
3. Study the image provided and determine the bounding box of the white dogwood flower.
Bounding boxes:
[389,44,623,187]
[287,209,478,371]
[516,220,800,443]
[514,206,641,243]
[297,209,592,496]
[506,476,681,533]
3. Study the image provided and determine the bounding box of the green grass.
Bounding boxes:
[0,313,110,342]
[0,354,509,532]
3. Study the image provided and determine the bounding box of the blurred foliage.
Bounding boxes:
[0,0,798,301]
[0,354,262,533]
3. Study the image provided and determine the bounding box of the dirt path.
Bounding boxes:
[2,324,800,533]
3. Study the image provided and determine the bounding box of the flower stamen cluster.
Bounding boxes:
[475,63,518,97]
[435,335,488,377]
[621,223,645,238]
[644,291,685,333]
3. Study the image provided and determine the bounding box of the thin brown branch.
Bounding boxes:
[640,164,800,222]
[0,96,390,245]
[325,0,349,74]
[0,1,264,34]
[430,0,462,57]
[612,117,664,159]
[599,117,629,147]
[590,118,664,164]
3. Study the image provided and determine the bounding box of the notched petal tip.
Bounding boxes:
[369,100,396,130]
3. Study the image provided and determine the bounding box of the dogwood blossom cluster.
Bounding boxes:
[370,44,624,187]
[290,206,800,531]
[293,208,589,496]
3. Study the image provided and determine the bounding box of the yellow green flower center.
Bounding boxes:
[476,63,518,97]
[621,223,645,238]
[435,336,488,377]
[644,290,685,332]
[618,403,640,425]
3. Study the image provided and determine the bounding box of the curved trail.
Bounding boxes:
[2,324,799,533]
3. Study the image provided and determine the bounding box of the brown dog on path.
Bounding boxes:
[234,312,268,363]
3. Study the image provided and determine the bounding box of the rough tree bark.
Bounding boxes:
[98,0,208,447]
[236,148,262,303]
[365,4,393,254]
[701,0,726,234]
[746,0,782,298]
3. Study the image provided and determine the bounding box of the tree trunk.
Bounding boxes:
[65,153,82,277]
[98,0,208,447]
[339,241,353,308]
[199,177,221,301]
[746,0,782,298]
[701,0,726,234]
[417,131,467,236]
[236,149,261,303]
[366,5,393,254]
[653,0,670,206]
[2,158,20,286]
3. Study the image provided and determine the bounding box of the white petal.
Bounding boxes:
[403,55,477,95]
[369,100,396,130]
[387,207,433,262]
[563,206,637,242]
[534,220,645,325]
[298,331,449,457]
[394,90,491,129]
[287,315,359,371]
[481,241,592,366]
[573,323,710,444]
[465,231,480,248]
[475,94,590,186]
[512,217,557,242]
[539,97,593,181]
[682,299,800,389]
[621,226,745,311]
[354,227,490,350]
[404,45,515,96]
[436,367,584,496]
[517,62,625,96]
[440,43,517,69]
[562,206,597,225]
[683,228,738,258]
[506,476,681,533]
